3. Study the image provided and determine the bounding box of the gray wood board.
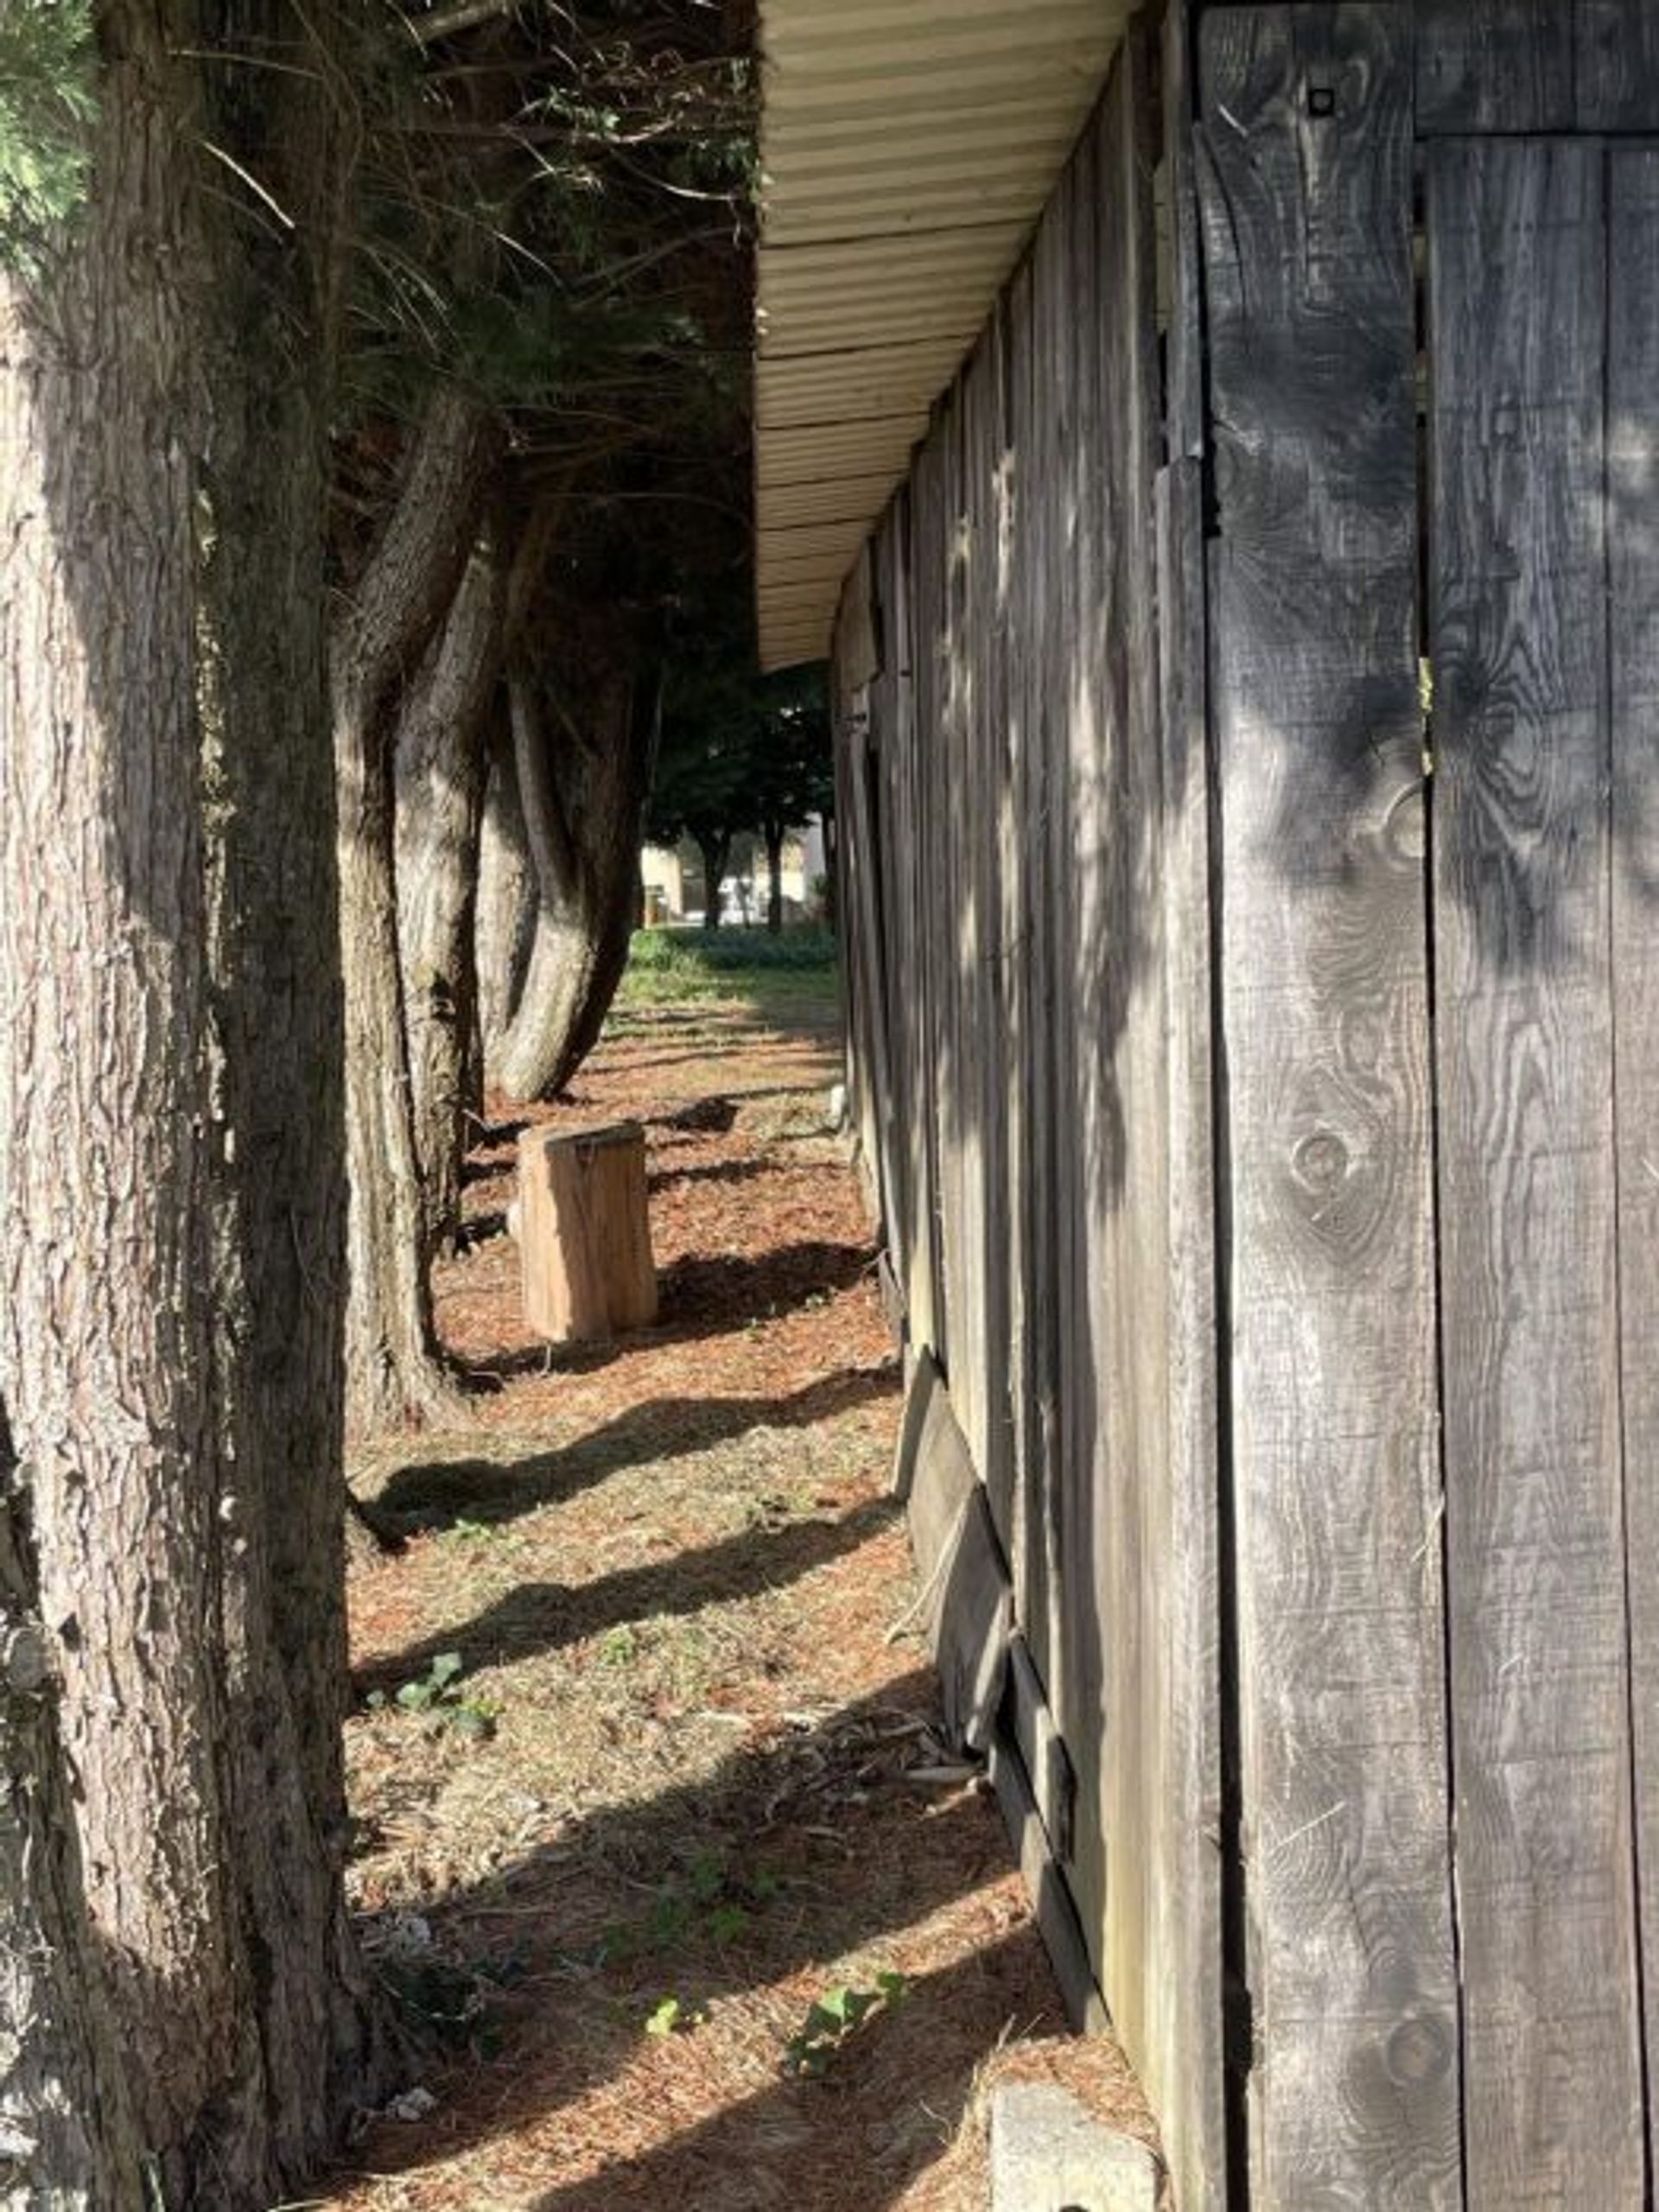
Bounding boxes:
[1577,0,1659,130]
[906,1368,1011,1755]
[1428,132,1643,2202]
[1609,143,1659,2197]
[1163,0,1206,465]
[1005,1632,1077,1866]
[1077,25,1169,2095]
[1199,6,1462,2201]
[1413,3,1572,136]
[1152,457,1227,2212]
[988,1731,1109,2036]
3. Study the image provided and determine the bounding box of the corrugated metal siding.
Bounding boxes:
[754,0,1129,668]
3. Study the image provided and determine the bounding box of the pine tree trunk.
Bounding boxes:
[490,658,659,1103]
[475,699,538,1085]
[333,386,498,1432]
[0,10,395,2202]
[0,1413,142,2206]
[395,540,502,1254]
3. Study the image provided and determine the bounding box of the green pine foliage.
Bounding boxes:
[0,0,97,272]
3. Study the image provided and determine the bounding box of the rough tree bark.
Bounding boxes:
[0,7,395,2202]
[489,650,661,1103]
[395,538,504,1255]
[0,1411,141,2207]
[333,385,499,1431]
[474,697,539,1082]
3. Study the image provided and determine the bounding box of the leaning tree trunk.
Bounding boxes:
[489,656,661,1103]
[0,10,394,2202]
[474,697,539,1088]
[333,385,498,1433]
[395,538,503,1255]
[0,1411,141,2207]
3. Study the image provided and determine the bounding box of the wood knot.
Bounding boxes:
[1292,1128,1349,1197]
[1384,2009,1452,2088]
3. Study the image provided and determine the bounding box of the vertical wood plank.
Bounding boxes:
[1577,0,1659,131]
[1609,143,1659,2200]
[1430,133,1644,2205]
[1029,169,1070,1711]
[870,509,909,1304]
[1413,2,1573,136]
[1154,456,1227,2212]
[912,424,951,1357]
[892,490,939,1357]
[1056,94,1109,1987]
[1198,8,1462,2202]
[1005,254,1046,1677]
[1162,0,1205,466]
[1077,26,1169,2090]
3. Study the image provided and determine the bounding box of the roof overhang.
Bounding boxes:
[753,0,1131,670]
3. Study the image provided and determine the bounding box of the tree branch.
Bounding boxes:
[404,1,518,49]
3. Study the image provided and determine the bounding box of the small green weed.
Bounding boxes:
[366,1652,498,1741]
[597,1624,639,1667]
[446,1516,510,1545]
[783,1972,910,2078]
[644,1994,708,2038]
[606,1851,778,1964]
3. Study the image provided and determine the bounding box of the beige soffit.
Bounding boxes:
[754,0,1130,670]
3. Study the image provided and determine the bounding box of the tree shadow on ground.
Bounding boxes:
[375,1363,899,1532]
[522,1934,1042,2212]
[355,1493,897,1697]
[334,1672,1056,2206]
[459,1241,877,1387]
[648,1157,777,1194]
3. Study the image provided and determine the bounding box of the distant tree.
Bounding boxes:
[747,670,833,931]
[649,631,832,931]
[649,687,759,929]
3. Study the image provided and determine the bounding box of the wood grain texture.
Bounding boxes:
[987,1731,1109,2035]
[1577,0,1659,131]
[1413,2,1572,136]
[906,1368,1011,1755]
[1006,1631,1077,1865]
[1428,134,1643,2207]
[1003,256,1043,1675]
[1077,27,1168,2101]
[1608,144,1659,2199]
[1163,0,1205,464]
[1028,163,1071,1713]
[1199,9,1462,2202]
[1055,99,1109,1994]
[518,1122,656,1342]
[1152,455,1227,2212]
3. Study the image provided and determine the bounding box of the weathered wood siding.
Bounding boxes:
[829,1,1659,2204]
[834,20,1226,2209]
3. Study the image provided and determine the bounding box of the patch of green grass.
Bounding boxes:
[629,924,836,974]
[613,926,839,1018]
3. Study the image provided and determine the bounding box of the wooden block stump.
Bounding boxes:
[518,1121,657,1344]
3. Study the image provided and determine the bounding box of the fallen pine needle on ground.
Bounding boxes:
[321,966,1160,2211]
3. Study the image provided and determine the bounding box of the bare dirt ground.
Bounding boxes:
[321,971,1158,2210]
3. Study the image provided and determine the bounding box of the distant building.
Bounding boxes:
[640,823,826,926]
